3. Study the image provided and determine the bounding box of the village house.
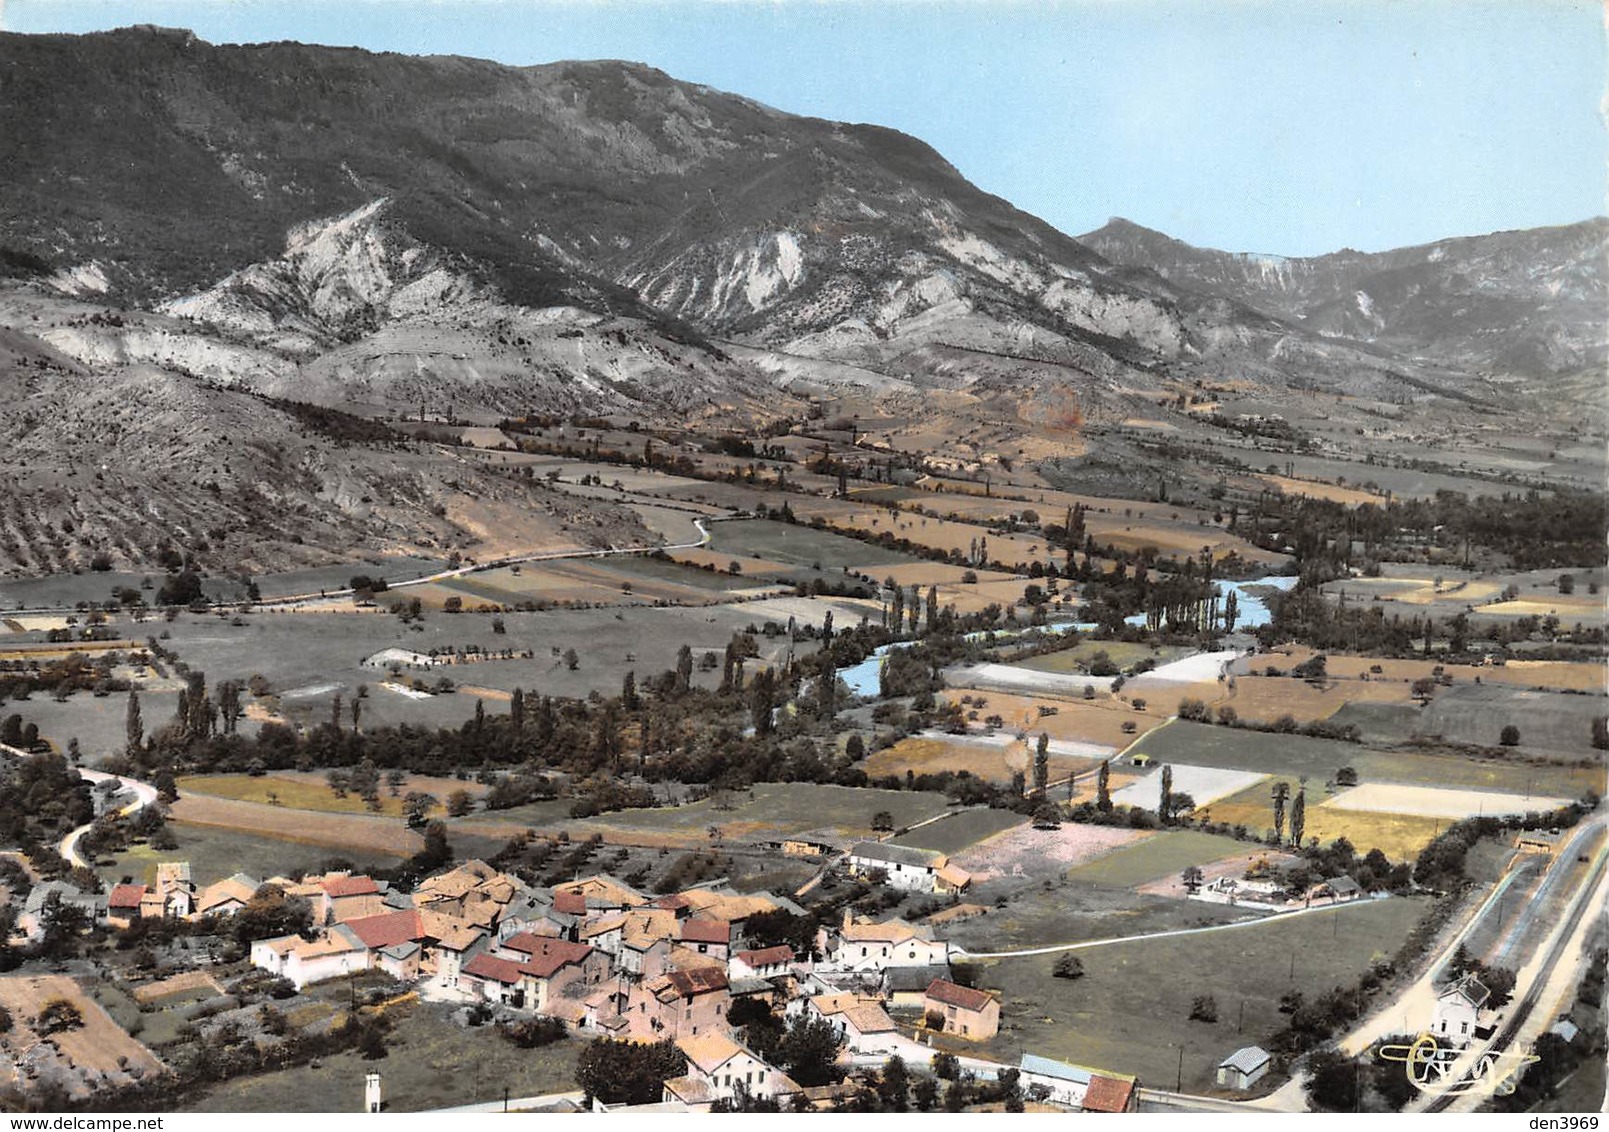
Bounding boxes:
[797,992,900,1055]
[728,944,793,981]
[579,912,628,957]
[1216,1045,1273,1091]
[880,965,952,1009]
[495,933,609,1013]
[21,880,102,941]
[1433,975,1490,1047]
[922,978,999,1041]
[681,917,732,960]
[321,874,385,922]
[1308,875,1363,905]
[105,884,145,929]
[625,966,731,1041]
[459,952,528,1006]
[821,912,950,972]
[252,924,370,989]
[662,1033,797,1111]
[194,873,260,919]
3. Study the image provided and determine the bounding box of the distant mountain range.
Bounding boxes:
[1078,216,1608,382]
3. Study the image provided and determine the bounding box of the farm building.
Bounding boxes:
[798,992,900,1055]
[1081,1073,1140,1113]
[1432,975,1490,1047]
[1216,1045,1273,1090]
[1308,875,1363,904]
[846,841,971,893]
[922,978,999,1041]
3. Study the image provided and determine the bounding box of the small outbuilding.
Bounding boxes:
[1216,1045,1272,1090]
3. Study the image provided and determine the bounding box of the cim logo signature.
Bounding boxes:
[1375,1033,1539,1097]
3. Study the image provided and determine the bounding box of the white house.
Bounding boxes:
[251,925,371,989]
[729,945,794,981]
[821,912,950,972]
[1216,1045,1272,1090]
[1432,975,1490,1048]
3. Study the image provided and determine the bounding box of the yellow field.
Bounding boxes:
[174,772,473,819]
[1257,474,1384,506]
[941,688,1168,751]
[1201,780,1445,862]
[1213,673,1414,725]
[168,794,425,856]
[1477,596,1605,619]
[861,734,1109,784]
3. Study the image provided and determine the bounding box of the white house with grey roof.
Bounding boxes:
[1433,975,1490,1047]
[846,842,970,893]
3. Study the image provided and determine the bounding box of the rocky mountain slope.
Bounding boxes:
[1079,217,1608,385]
[2,24,1530,424]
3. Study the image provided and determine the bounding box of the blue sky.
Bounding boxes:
[5,0,1603,255]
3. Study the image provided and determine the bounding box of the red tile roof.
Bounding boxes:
[344,910,425,950]
[734,945,794,968]
[500,930,561,956]
[322,875,380,898]
[660,966,728,996]
[108,884,146,910]
[1082,1075,1136,1113]
[681,918,731,945]
[553,891,586,916]
[519,939,596,980]
[462,953,525,985]
[924,978,995,1013]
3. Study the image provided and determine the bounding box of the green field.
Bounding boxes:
[1126,720,1601,799]
[890,808,1026,854]
[182,1001,581,1112]
[95,822,402,887]
[471,783,957,848]
[1065,830,1253,888]
[1014,641,1192,676]
[976,894,1429,1091]
[707,518,920,571]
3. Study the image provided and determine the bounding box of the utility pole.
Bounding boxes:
[1176,1045,1184,1093]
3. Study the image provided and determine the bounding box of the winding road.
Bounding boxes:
[58,769,159,868]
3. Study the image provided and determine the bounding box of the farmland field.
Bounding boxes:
[167,794,425,858]
[1109,764,1267,811]
[1014,641,1195,675]
[1416,684,1606,757]
[0,975,163,1095]
[1203,781,1445,861]
[95,820,406,886]
[1324,782,1571,819]
[862,732,1098,785]
[941,688,1163,750]
[706,518,922,571]
[470,782,958,849]
[1123,720,1601,799]
[950,822,1148,882]
[975,895,1428,1091]
[1065,829,1254,888]
[889,808,1026,854]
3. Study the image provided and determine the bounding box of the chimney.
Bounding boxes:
[842,907,853,933]
[364,1072,382,1113]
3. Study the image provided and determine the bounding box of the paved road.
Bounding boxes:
[59,769,160,868]
[432,1089,585,1113]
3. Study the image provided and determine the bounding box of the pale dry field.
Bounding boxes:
[1110,764,1267,810]
[1324,782,1571,819]
[1263,649,1606,693]
[169,793,425,856]
[1211,673,1415,725]
[953,823,1150,882]
[0,975,164,1093]
[1256,474,1384,506]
